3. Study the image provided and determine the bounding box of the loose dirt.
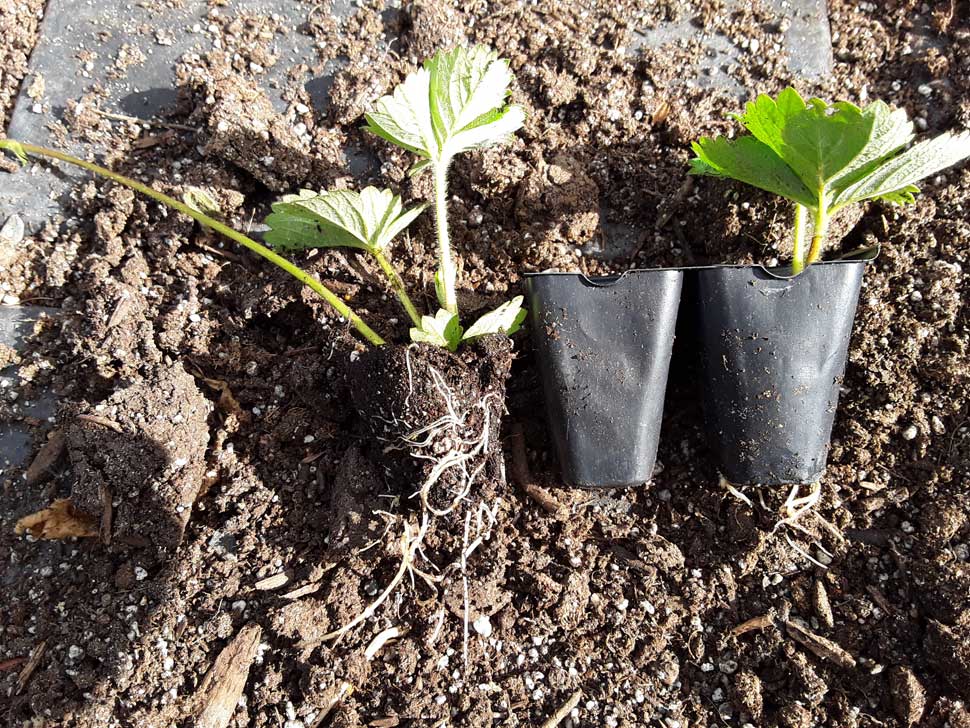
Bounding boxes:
[1,1,969,727]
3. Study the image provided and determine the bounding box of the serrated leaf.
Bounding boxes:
[830,100,915,193]
[832,131,970,208]
[410,308,463,350]
[462,296,527,341]
[690,135,816,207]
[365,45,524,167]
[0,139,29,165]
[739,90,874,193]
[182,186,223,217]
[363,69,436,158]
[264,186,426,252]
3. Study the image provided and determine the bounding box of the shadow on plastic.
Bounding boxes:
[524,269,684,488]
[692,253,875,485]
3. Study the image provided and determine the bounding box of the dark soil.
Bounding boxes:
[2,1,970,727]
[0,0,44,130]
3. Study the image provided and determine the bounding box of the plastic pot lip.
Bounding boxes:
[523,245,880,285]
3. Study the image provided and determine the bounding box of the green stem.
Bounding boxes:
[791,203,807,275]
[1,140,385,346]
[806,197,829,267]
[432,162,458,315]
[372,248,422,327]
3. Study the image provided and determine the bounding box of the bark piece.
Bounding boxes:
[786,620,856,669]
[194,623,263,728]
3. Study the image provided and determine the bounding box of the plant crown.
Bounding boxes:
[266,44,527,347]
[691,87,970,273]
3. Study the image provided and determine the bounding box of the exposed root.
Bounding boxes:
[720,475,833,569]
[319,515,427,642]
[322,347,502,665]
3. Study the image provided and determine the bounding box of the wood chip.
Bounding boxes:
[15,640,46,694]
[730,613,774,637]
[866,585,894,615]
[76,413,124,433]
[785,620,857,669]
[0,655,27,672]
[15,499,98,540]
[813,580,834,629]
[369,719,400,727]
[540,689,582,728]
[308,681,354,728]
[254,572,290,591]
[194,623,263,728]
[510,424,566,518]
[98,484,113,545]
[282,582,320,600]
[24,430,66,486]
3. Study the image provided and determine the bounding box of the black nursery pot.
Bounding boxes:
[524,269,683,488]
[692,257,873,485]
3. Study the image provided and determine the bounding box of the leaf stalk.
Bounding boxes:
[791,203,807,275]
[372,248,422,327]
[1,140,385,346]
[432,162,458,315]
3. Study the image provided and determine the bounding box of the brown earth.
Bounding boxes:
[2,1,970,727]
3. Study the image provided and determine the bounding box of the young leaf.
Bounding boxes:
[265,186,426,252]
[830,100,914,192]
[410,308,463,351]
[737,90,874,192]
[0,139,29,165]
[182,186,223,217]
[462,296,527,342]
[832,130,970,208]
[364,45,525,167]
[691,135,816,207]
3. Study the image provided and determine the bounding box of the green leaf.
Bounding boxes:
[365,45,525,167]
[0,139,29,166]
[690,135,816,208]
[462,296,527,341]
[182,186,223,217]
[264,186,426,252]
[738,89,874,193]
[832,130,970,208]
[830,100,914,193]
[410,308,463,350]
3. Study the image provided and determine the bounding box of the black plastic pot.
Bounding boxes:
[692,256,873,485]
[524,270,683,488]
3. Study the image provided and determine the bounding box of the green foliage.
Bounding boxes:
[411,309,463,351]
[265,187,426,254]
[262,46,528,350]
[0,139,28,165]
[410,296,527,351]
[364,45,525,316]
[364,45,525,173]
[462,296,527,342]
[691,87,970,271]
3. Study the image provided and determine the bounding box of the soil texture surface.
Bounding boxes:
[2,1,970,727]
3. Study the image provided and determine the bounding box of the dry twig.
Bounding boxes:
[194,623,263,728]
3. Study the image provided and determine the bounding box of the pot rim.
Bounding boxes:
[523,245,879,285]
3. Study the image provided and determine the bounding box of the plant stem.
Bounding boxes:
[372,248,422,327]
[791,203,807,275]
[805,189,829,267]
[1,140,385,345]
[432,162,458,315]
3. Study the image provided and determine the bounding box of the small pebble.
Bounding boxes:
[134,566,148,581]
[472,615,492,637]
[902,425,918,441]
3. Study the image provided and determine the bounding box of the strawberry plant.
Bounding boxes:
[0,44,526,350]
[691,87,970,273]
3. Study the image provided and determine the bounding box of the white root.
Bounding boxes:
[322,347,500,655]
[365,626,406,660]
[721,475,832,569]
[320,515,427,642]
